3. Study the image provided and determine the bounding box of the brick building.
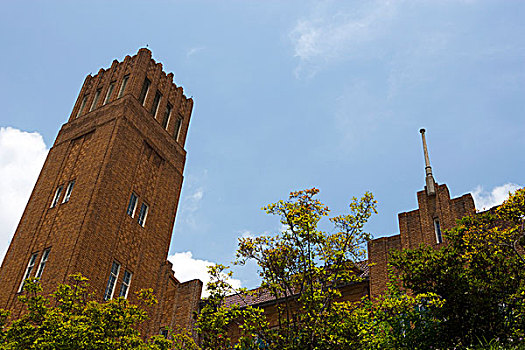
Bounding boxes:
[0,48,202,337]
[368,129,475,297]
[223,129,476,340]
[0,48,477,341]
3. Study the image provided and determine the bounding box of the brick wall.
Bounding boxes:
[226,281,369,344]
[368,235,402,298]
[369,183,475,297]
[0,49,200,337]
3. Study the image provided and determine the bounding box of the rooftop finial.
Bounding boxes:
[420,128,436,195]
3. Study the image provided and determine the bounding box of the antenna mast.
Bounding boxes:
[420,128,436,195]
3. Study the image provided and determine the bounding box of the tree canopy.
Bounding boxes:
[198,188,382,349]
[390,187,525,348]
[0,274,198,350]
[198,187,525,350]
[3,187,524,349]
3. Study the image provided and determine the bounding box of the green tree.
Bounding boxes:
[390,187,525,348]
[0,274,199,350]
[197,187,525,349]
[197,188,379,349]
[197,264,269,350]
[335,283,443,350]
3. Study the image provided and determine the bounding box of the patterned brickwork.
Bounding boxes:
[368,183,475,297]
[221,183,475,342]
[0,49,201,337]
[368,235,402,298]
[226,281,369,344]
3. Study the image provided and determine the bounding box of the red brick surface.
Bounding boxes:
[222,183,476,342]
[226,281,369,344]
[369,183,475,297]
[0,48,477,341]
[0,49,201,337]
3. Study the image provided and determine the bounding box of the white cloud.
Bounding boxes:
[178,187,205,231]
[289,1,507,85]
[186,46,205,59]
[471,183,522,211]
[289,1,399,78]
[0,127,48,264]
[239,229,254,239]
[238,228,277,240]
[190,189,203,201]
[168,251,242,297]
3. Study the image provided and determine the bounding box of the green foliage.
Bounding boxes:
[0,274,199,350]
[390,187,525,348]
[198,188,387,349]
[197,187,525,349]
[197,264,269,350]
[340,287,443,350]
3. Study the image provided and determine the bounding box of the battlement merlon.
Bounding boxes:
[67,48,193,146]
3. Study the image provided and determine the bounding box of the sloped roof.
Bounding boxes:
[222,260,369,308]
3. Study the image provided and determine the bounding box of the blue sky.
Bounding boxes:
[0,1,523,290]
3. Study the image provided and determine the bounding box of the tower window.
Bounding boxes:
[18,253,38,292]
[62,180,75,203]
[103,82,116,105]
[118,270,133,298]
[151,90,162,117]
[434,218,443,244]
[76,95,88,118]
[118,75,129,98]
[127,193,138,217]
[50,185,63,208]
[139,78,151,105]
[35,248,51,279]
[104,261,120,301]
[161,103,172,129]
[90,88,102,112]
[138,203,149,227]
[174,117,183,141]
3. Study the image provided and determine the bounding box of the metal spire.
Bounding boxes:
[420,128,436,195]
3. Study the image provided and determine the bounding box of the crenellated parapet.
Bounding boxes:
[69,48,193,147]
[367,129,476,298]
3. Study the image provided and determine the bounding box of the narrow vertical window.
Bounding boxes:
[118,75,129,98]
[174,117,183,141]
[90,88,102,112]
[35,248,51,279]
[161,103,172,129]
[103,82,116,105]
[127,193,138,217]
[18,253,38,292]
[76,95,88,118]
[62,180,75,203]
[434,218,443,244]
[119,270,133,298]
[104,261,120,301]
[50,185,63,208]
[139,78,151,105]
[137,203,149,227]
[151,90,162,117]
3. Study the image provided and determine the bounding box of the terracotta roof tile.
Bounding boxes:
[223,260,369,308]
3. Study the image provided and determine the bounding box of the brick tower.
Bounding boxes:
[367,129,476,297]
[0,48,202,336]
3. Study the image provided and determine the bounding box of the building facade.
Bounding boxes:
[368,129,475,297]
[0,49,479,341]
[223,129,477,342]
[0,48,202,336]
